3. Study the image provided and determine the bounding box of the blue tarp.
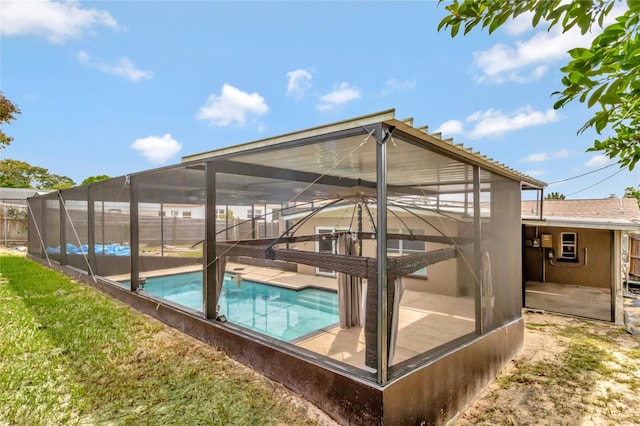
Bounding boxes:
[46,244,131,256]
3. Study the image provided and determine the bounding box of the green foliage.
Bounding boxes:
[438,0,640,169]
[0,93,20,148]
[36,173,75,190]
[545,191,566,200]
[0,256,316,425]
[0,158,75,189]
[624,185,640,204]
[81,175,111,185]
[6,205,27,219]
[0,159,32,188]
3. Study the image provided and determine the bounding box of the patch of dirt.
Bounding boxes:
[0,245,27,256]
[454,311,640,425]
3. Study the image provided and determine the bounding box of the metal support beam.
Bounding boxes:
[376,124,390,384]
[58,192,67,266]
[204,162,218,319]
[129,175,140,292]
[473,165,483,335]
[87,185,96,274]
[160,203,165,257]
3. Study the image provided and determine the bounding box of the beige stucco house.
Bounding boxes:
[522,197,640,323]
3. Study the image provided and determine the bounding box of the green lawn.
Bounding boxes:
[0,254,317,425]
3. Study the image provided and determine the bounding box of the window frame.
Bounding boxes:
[388,228,427,277]
[560,232,577,260]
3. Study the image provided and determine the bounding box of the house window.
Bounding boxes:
[182,211,191,218]
[315,226,349,277]
[388,229,427,277]
[560,232,577,260]
[247,208,263,219]
[216,208,226,219]
[158,211,166,217]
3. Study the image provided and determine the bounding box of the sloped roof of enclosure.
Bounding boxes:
[125,109,545,206]
[183,109,547,191]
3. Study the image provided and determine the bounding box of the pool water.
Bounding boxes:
[129,272,339,342]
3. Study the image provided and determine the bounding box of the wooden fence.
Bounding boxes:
[629,233,640,281]
[0,203,28,246]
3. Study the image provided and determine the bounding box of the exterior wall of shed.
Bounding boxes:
[523,225,625,323]
[524,226,611,288]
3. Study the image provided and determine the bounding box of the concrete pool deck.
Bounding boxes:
[107,261,479,369]
[107,261,339,291]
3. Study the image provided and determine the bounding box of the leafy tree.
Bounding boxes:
[82,175,111,185]
[0,158,75,189]
[37,173,75,190]
[545,191,566,200]
[216,208,234,220]
[624,185,640,204]
[438,0,640,170]
[0,93,20,148]
[0,159,33,188]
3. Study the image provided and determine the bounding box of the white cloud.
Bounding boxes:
[286,69,312,100]
[524,169,546,177]
[77,51,153,82]
[131,134,182,164]
[316,82,360,111]
[473,28,588,83]
[585,154,609,167]
[522,148,571,162]
[504,12,534,36]
[77,50,90,64]
[522,152,549,162]
[385,78,416,93]
[436,120,465,136]
[1,0,118,43]
[553,148,571,158]
[466,105,560,138]
[438,106,559,139]
[197,83,269,126]
[472,5,627,84]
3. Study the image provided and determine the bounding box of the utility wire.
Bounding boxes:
[565,167,627,197]
[547,161,618,185]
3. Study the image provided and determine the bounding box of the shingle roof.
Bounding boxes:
[522,198,640,230]
[0,187,53,202]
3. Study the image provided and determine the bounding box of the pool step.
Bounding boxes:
[295,292,338,315]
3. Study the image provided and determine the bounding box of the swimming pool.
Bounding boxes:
[125,272,339,342]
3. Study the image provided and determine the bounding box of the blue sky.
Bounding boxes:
[1,0,638,199]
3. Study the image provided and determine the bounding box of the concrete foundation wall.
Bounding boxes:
[384,318,523,425]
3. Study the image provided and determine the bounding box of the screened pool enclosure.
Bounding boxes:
[27,110,545,425]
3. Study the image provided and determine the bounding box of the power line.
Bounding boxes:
[565,167,627,197]
[547,162,619,185]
